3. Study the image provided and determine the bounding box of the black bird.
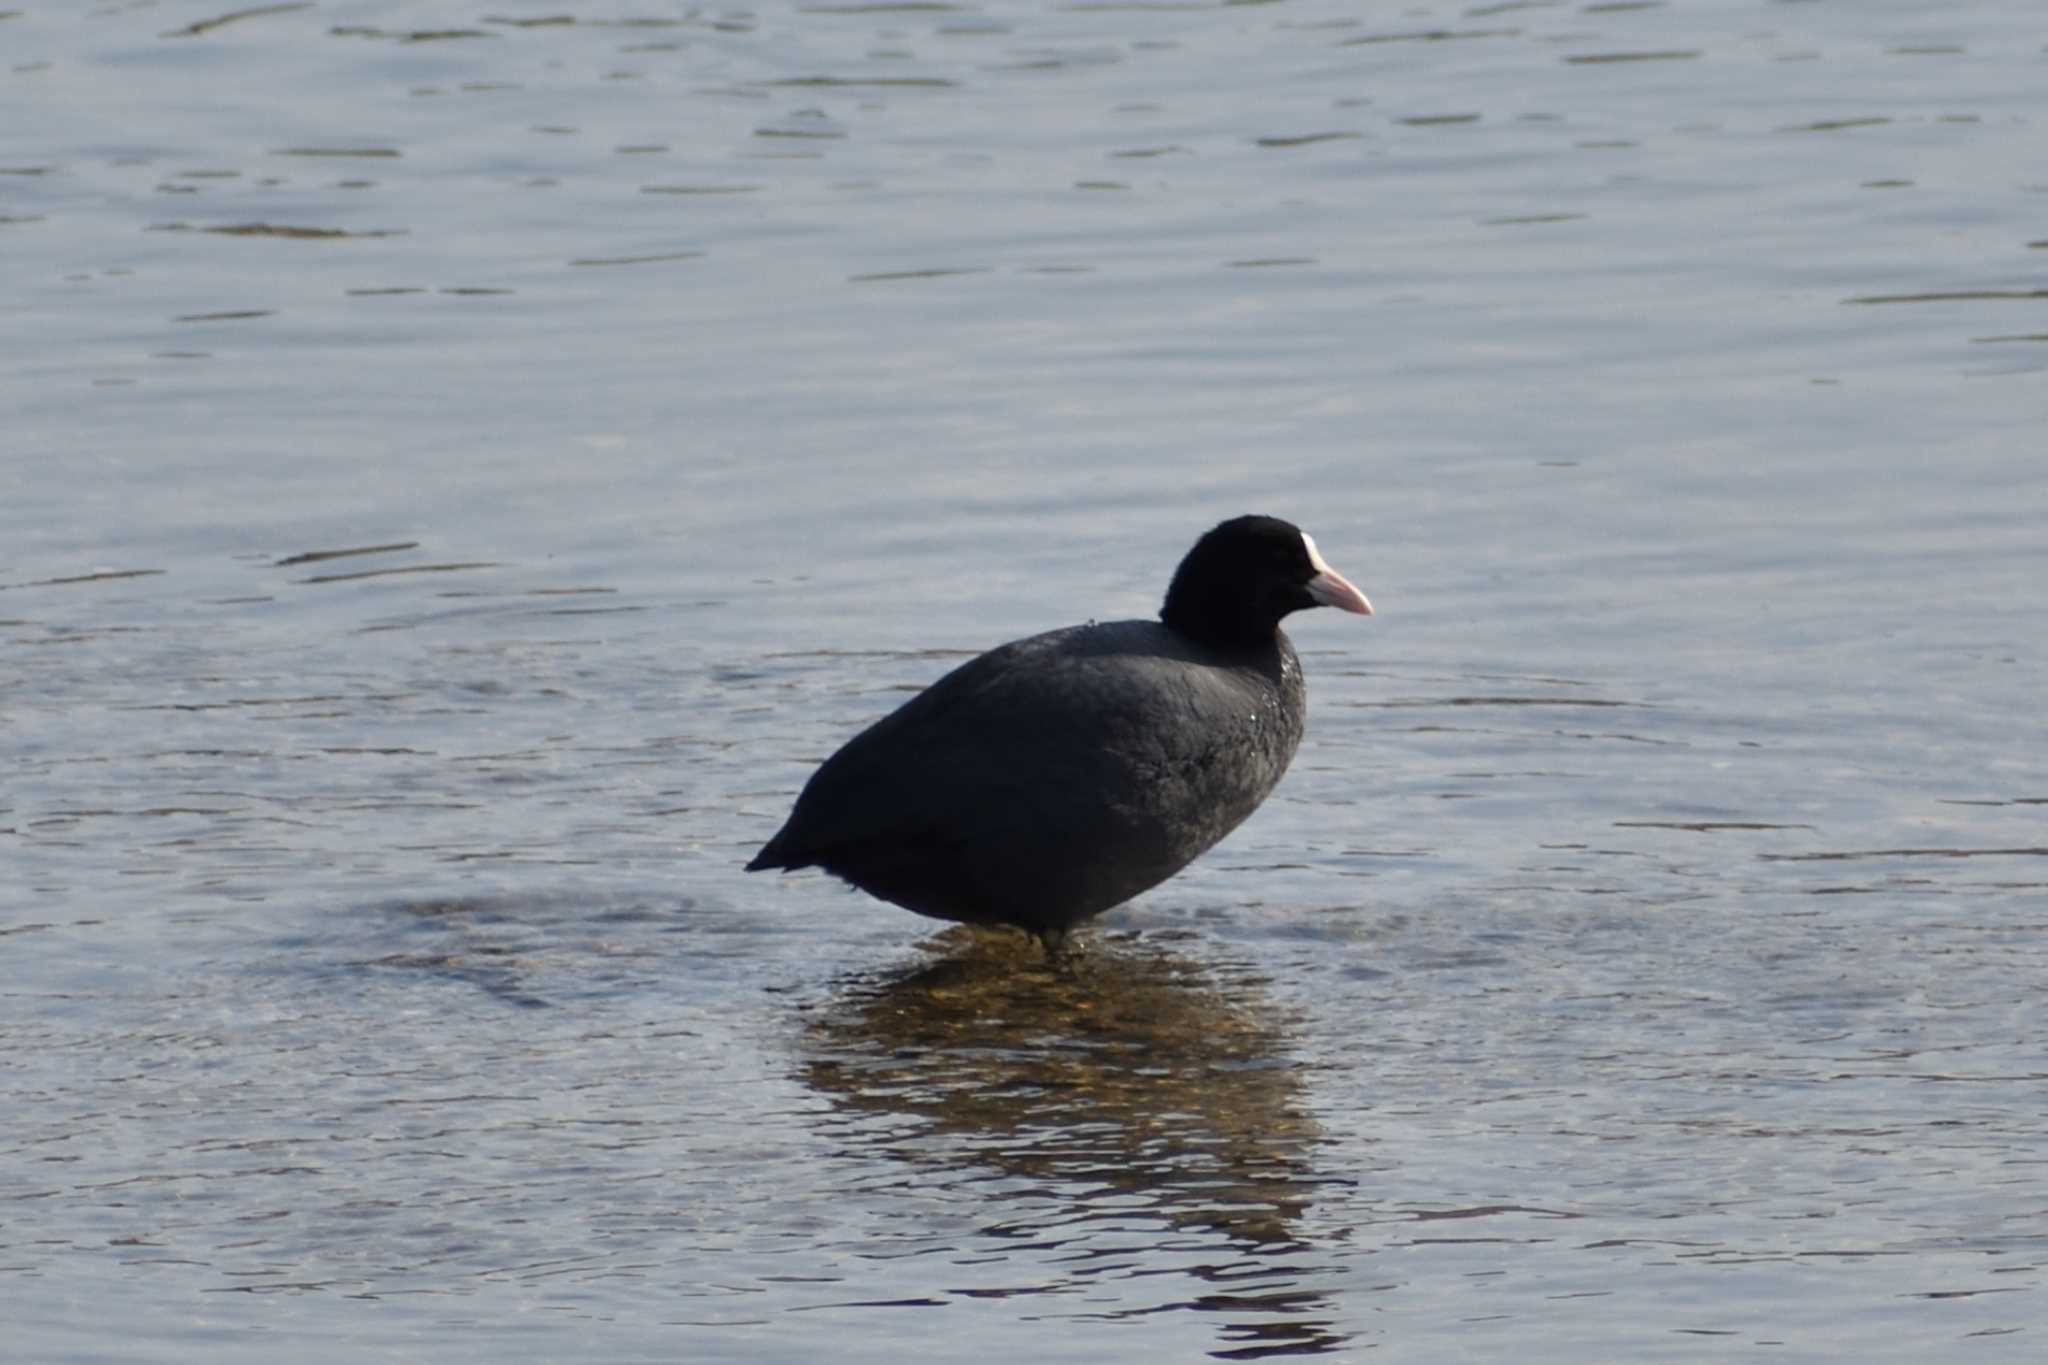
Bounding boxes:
[746,515,1373,956]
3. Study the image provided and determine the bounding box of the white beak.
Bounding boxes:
[1302,532,1373,615]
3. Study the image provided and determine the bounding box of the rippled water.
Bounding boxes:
[5,0,2045,1359]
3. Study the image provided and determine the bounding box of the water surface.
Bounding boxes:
[4,1,2045,1359]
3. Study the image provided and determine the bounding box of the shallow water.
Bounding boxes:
[5,0,2046,1359]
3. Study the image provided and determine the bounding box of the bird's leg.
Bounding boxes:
[1034,924,1071,964]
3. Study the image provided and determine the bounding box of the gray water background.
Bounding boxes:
[4,0,2046,1359]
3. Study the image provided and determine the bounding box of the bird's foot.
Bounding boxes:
[1033,924,1075,966]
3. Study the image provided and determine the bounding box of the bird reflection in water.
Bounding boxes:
[798,928,1354,1359]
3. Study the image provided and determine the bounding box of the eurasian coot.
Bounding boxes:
[746,515,1372,955]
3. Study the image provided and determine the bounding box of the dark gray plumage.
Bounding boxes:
[746,515,1372,955]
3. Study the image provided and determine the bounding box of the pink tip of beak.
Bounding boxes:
[1300,531,1373,615]
[1308,569,1373,616]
